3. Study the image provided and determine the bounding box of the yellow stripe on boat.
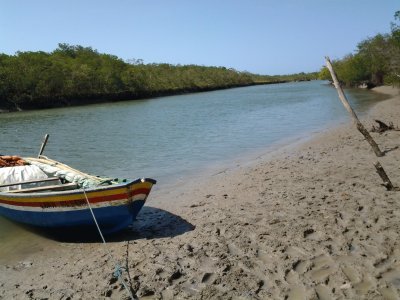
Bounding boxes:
[0,182,152,203]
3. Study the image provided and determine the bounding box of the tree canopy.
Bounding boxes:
[319,11,400,87]
[0,44,317,111]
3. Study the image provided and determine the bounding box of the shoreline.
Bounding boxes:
[0,86,399,299]
[151,84,392,200]
[0,80,290,113]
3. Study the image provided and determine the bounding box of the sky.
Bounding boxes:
[0,0,398,75]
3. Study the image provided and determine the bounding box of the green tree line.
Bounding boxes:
[0,43,317,111]
[319,11,400,87]
[253,72,318,83]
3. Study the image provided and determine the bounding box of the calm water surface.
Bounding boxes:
[0,81,387,184]
[0,81,388,259]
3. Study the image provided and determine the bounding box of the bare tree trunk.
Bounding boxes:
[325,57,384,157]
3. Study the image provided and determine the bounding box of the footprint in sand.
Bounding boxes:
[341,265,361,284]
[380,266,400,288]
[379,285,400,299]
[201,272,217,285]
[227,243,243,257]
[315,284,333,300]
[305,254,336,283]
[287,285,307,300]
[293,260,310,275]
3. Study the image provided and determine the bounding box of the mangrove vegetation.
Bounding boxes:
[319,11,400,88]
[0,44,317,111]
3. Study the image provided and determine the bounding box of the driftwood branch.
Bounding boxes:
[371,120,399,133]
[375,120,392,131]
[325,57,384,157]
[373,161,394,191]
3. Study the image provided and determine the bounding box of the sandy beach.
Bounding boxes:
[0,86,399,299]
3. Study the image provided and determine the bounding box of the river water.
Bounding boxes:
[0,81,388,260]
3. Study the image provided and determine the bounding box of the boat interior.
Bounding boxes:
[0,155,110,193]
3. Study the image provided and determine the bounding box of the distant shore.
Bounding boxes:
[0,80,293,113]
[0,44,318,114]
[0,86,398,299]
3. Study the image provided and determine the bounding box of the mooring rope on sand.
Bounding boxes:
[82,188,135,300]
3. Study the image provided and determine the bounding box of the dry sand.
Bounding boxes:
[1,86,399,299]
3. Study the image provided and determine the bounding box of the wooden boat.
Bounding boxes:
[0,155,156,234]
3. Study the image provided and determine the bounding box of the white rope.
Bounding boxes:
[82,188,135,300]
[82,188,107,244]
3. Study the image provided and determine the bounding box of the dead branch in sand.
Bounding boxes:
[325,57,399,191]
[325,57,384,157]
[373,161,398,191]
[371,120,399,133]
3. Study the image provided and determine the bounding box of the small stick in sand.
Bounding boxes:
[325,57,384,157]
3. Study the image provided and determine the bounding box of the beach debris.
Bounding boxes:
[373,161,398,191]
[185,244,194,253]
[325,57,384,157]
[325,57,398,192]
[303,228,315,238]
[371,120,399,133]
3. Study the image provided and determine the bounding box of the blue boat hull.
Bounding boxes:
[0,200,145,234]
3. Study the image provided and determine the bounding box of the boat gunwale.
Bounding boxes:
[0,177,156,198]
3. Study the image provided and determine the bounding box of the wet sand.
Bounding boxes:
[0,86,399,299]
